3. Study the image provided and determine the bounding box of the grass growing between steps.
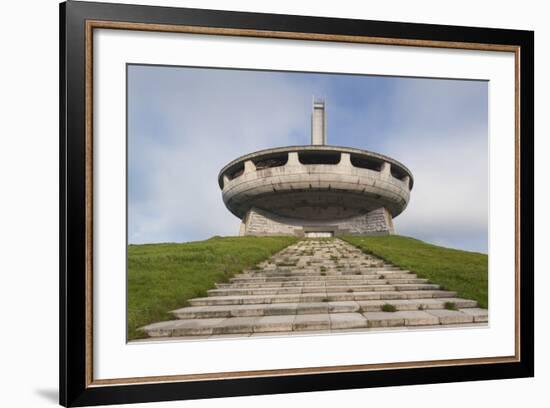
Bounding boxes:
[342,235,488,310]
[127,236,297,340]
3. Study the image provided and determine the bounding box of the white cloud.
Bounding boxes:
[381,79,488,252]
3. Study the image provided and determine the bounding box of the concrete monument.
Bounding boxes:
[218,99,413,237]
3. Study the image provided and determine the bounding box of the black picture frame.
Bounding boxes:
[60,1,534,406]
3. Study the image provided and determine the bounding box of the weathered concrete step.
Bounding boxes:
[141,314,366,337]
[378,270,423,276]
[189,290,457,306]
[141,308,486,337]
[241,268,405,277]
[357,298,477,312]
[339,269,404,274]
[386,278,428,284]
[231,276,380,283]
[269,258,389,263]
[173,301,361,318]
[364,308,487,327]
[267,258,386,262]
[216,278,429,289]
[207,284,439,297]
[363,310,452,327]
[208,285,395,297]
[458,307,488,322]
[232,270,416,280]
[394,283,440,291]
[237,273,389,278]
[251,263,397,268]
[172,298,477,319]
[230,274,390,282]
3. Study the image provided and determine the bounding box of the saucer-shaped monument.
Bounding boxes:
[218,99,413,237]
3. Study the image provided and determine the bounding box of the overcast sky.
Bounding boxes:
[128,64,488,253]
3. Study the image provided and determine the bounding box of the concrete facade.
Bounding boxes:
[241,207,394,237]
[218,100,413,237]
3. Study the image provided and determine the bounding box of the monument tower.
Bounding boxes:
[218,99,413,237]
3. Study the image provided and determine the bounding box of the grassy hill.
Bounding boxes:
[342,235,488,310]
[128,234,487,340]
[127,236,297,340]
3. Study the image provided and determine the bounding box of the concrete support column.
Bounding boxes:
[222,174,230,188]
[402,175,411,190]
[244,160,256,174]
[381,162,391,178]
[287,152,301,166]
[339,152,352,167]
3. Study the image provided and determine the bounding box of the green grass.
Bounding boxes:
[127,236,297,340]
[381,303,397,312]
[342,235,488,309]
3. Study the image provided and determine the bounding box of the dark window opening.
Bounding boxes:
[227,163,244,180]
[253,153,288,170]
[390,165,408,181]
[298,151,340,165]
[350,154,383,171]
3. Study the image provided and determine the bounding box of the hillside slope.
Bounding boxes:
[128,236,297,340]
[343,235,488,310]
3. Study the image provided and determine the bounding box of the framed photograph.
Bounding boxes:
[60,1,534,406]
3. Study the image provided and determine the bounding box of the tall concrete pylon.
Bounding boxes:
[311,98,327,145]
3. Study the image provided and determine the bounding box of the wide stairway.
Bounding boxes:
[140,239,487,339]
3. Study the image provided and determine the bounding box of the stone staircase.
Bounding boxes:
[140,239,488,339]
